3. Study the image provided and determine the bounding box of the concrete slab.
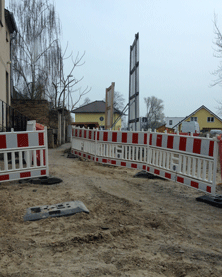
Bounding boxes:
[24,201,89,221]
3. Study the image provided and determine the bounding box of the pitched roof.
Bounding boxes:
[173,105,222,128]
[71,100,121,114]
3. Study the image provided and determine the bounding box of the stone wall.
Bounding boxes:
[11,99,50,126]
[11,99,72,148]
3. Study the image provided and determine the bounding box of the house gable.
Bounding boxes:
[174,105,222,131]
[185,107,222,130]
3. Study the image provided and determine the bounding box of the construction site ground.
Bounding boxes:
[0,143,222,277]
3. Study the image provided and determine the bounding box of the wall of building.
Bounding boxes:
[11,99,50,126]
[75,113,121,130]
[178,108,222,131]
[0,0,11,104]
[164,117,184,128]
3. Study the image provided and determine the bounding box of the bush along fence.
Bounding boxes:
[71,127,220,197]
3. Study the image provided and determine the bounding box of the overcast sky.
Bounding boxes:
[6,0,222,118]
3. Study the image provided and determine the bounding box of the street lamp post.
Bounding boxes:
[67,75,73,110]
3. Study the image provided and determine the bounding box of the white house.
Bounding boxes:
[164,117,184,129]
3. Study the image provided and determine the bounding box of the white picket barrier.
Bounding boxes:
[71,127,219,196]
[0,127,49,183]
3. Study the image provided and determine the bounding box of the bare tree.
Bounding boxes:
[104,91,125,111]
[10,0,91,110]
[51,51,91,110]
[212,14,222,87]
[113,91,125,111]
[211,14,222,115]
[80,97,91,107]
[144,96,164,129]
[10,0,62,100]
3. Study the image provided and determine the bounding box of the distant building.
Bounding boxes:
[173,105,222,132]
[0,1,17,105]
[164,117,184,129]
[72,100,122,130]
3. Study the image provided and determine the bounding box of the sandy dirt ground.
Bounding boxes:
[0,143,222,277]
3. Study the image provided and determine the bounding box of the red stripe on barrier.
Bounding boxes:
[41,170,46,175]
[149,134,152,145]
[97,131,100,140]
[112,132,117,142]
[79,130,82,137]
[193,138,201,154]
[131,163,137,168]
[0,135,6,149]
[111,160,116,165]
[122,133,127,143]
[147,166,150,171]
[143,165,146,170]
[83,154,86,157]
[121,161,126,166]
[96,158,98,162]
[191,181,199,189]
[20,172,31,178]
[165,172,171,179]
[167,136,174,149]
[84,130,87,138]
[43,149,46,165]
[103,132,108,141]
[154,169,160,175]
[144,133,147,144]
[38,133,44,146]
[206,186,211,193]
[17,133,29,147]
[89,131,92,139]
[177,176,184,183]
[179,137,187,151]
[0,174,9,181]
[102,158,107,163]
[156,135,162,147]
[36,150,40,166]
[132,133,138,144]
[209,141,214,157]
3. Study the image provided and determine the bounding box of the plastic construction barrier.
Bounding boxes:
[0,127,49,183]
[72,127,219,196]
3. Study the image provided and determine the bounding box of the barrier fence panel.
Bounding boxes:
[71,127,219,196]
[0,127,49,183]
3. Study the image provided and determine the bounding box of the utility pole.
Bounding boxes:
[67,75,73,110]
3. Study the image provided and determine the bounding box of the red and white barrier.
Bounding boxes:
[72,127,219,196]
[0,126,48,183]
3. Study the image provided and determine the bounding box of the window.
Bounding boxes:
[0,0,3,27]
[6,71,9,105]
[207,117,214,122]
[169,120,173,125]
[191,117,197,121]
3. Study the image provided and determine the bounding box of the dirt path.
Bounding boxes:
[0,143,222,276]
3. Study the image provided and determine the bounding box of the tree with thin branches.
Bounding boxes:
[10,0,90,109]
[144,96,164,129]
[10,0,62,100]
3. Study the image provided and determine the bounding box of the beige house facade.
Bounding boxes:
[0,0,17,105]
